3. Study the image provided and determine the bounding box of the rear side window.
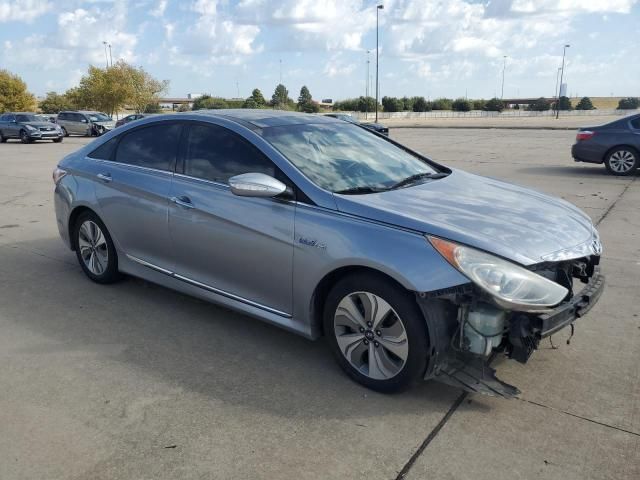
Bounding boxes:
[183,123,275,183]
[57,113,67,120]
[88,137,119,160]
[115,123,182,171]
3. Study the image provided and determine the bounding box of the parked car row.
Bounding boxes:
[0,112,64,143]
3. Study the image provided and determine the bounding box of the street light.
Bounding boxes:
[102,41,109,68]
[375,4,383,122]
[554,66,562,115]
[365,50,371,119]
[501,55,507,99]
[556,44,570,119]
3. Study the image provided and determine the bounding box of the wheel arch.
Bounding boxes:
[310,265,412,337]
[603,144,639,161]
[67,205,98,251]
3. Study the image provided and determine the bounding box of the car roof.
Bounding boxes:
[187,109,340,128]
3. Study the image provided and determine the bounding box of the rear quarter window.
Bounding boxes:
[88,137,119,160]
[114,123,182,171]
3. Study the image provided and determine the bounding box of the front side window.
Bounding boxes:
[115,123,182,171]
[16,114,38,122]
[261,123,437,192]
[183,123,275,183]
[88,113,111,122]
[630,117,640,129]
[88,137,119,160]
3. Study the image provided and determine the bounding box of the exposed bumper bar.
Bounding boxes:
[537,267,605,338]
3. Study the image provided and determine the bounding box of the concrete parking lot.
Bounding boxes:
[0,130,638,480]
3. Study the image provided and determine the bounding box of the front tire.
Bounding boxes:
[53,137,63,143]
[61,127,68,137]
[73,211,121,284]
[20,130,31,144]
[0,131,6,143]
[604,147,639,176]
[323,274,429,392]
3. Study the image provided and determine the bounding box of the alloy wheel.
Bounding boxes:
[609,150,636,173]
[78,220,109,275]
[333,291,409,380]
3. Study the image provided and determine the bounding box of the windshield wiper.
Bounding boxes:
[335,186,389,195]
[390,171,448,190]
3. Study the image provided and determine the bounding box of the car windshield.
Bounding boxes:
[262,123,438,193]
[15,114,38,122]
[88,113,111,122]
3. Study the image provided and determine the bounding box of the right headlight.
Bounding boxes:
[428,236,568,311]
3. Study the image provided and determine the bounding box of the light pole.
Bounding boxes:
[108,43,113,67]
[554,66,562,114]
[365,50,370,119]
[501,55,507,99]
[556,44,570,119]
[375,4,383,122]
[279,59,282,84]
[102,41,109,68]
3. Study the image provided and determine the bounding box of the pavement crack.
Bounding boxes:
[519,398,640,437]
[595,176,636,227]
[394,392,467,480]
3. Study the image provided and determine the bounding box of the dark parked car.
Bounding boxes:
[572,113,640,175]
[0,112,64,143]
[115,113,157,128]
[326,113,389,136]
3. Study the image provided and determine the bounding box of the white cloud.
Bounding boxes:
[150,0,167,18]
[0,0,51,22]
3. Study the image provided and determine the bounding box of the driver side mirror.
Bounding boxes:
[228,173,287,198]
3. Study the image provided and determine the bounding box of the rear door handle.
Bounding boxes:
[170,196,194,209]
[97,173,112,182]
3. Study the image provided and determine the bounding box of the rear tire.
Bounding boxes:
[0,131,6,143]
[61,127,68,137]
[73,211,122,284]
[323,273,429,393]
[604,147,639,176]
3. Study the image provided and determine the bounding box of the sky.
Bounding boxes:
[1,0,638,101]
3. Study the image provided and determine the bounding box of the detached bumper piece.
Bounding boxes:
[434,353,520,399]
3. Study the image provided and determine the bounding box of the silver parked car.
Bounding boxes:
[0,112,64,143]
[56,111,116,137]
[53,110,604,396]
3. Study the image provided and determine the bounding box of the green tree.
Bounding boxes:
[0,69,36,112]
[177,103,191,112]
[484,97,504,112]
[452,98,472,112]
[357,96,378,112]
[39,91,73,113]
[192,95,228,110]
[472,99,486,110]
[527,97,551,111]
[271,84,290,108]
[575,97,595,110]
[381,96,403,112]
[143,102,162,113]
[431,98,453,110]
[618,97,639,109]
[249,88,266,106]
[242,98,258,109]
[297,85,318,112]
[401,96,413,111]
[557,96,572,111]
[412,97,431,112]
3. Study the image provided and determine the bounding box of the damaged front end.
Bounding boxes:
[419,238,605,399]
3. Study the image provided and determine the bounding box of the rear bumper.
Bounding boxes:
[537,267,605,338]
[571,143,604,164]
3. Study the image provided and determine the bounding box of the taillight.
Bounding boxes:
[53,167,67,184]
[576,130,595,141]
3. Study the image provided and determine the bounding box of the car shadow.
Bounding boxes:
[3,237,461,420]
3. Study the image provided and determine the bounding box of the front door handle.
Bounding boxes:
[170,196,194,209]
[97,173,112,182]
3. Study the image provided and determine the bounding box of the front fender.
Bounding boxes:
[291,203,469,336]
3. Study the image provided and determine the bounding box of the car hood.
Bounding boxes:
[20,121,58,128]
[94,120,115,127]
[333,169,595,265]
